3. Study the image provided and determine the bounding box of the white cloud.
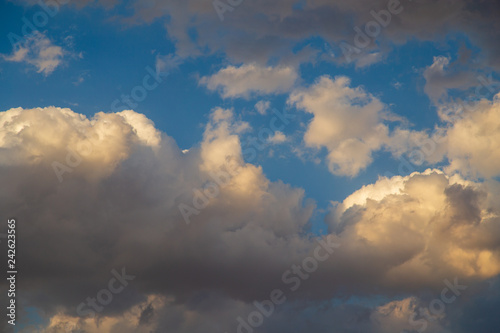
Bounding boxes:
[444,93,500,178]
[200,64,298,99]
[255,100,271,115]
[355,51,383,68]
[2,32,66,75]
[268,131,287,144]
[0,106,161,180]
[392,81,402,89]
[328,170,500,287]
[289,75,390,176]
[285,70,500,180]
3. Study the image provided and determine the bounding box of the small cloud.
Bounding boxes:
[73,76,85,85]
[63,101,79,107]
[355,52,383,68]
[324,42,335,58]
[1,32,66,76]
[155,53,183,76]
[73,70,90,86]
[268,131,287,144]
[255,100,270,115]
[393,81,402,90]
[199,63,298,99]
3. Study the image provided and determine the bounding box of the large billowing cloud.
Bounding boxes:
[0,105,313,330]
[329,169,500,287]
[1,106,500,332]
[4,1,500,332]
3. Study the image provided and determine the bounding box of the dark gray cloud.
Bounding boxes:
[1,107,500,332]
[25,0,500,70]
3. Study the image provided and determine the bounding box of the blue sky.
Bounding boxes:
[2,0,500,332]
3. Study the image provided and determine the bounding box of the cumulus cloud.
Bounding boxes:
[328,170,500,289]
[289,76,393,176]
[0,106,314,328]
[1,32,65,75]
[199,64,298,99]
[4,1,500,332]
[284,70,500,182]
[2,106,500,332]
[443,93,500,178]
[0,107,161,180]
[393,92,500,180]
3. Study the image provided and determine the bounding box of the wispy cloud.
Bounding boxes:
[200,63,298,99]
[1,32,66,75]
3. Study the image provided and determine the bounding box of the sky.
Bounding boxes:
[1,0,500,332]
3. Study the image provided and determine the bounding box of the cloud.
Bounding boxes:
[328,170,500,289]
[18,0,500,72]
[0,106,315,321]
[4,1,500,332]
[199,107,250,172]
[354,52,384,68]
[423,56,479,103]
[13,292,455,333]
[2,106,500,332]
[155,53,183,75]
[1,32,65,75]
[0,106,161,180]
[283,70,500,182]
[268,131,287,144]
[255,100,271,115]
[289,75,391,176]
[392,91,500,180]
[199,64,298,99]
[443,93,500,178]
